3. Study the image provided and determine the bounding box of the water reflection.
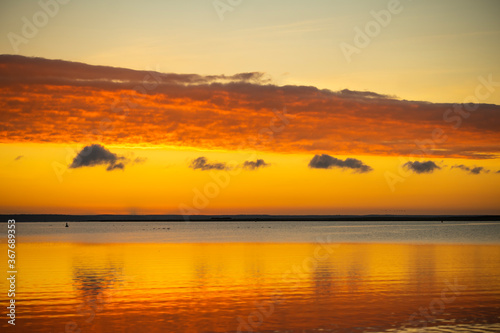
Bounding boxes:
[72,263,122,297]
[0,242,499,332]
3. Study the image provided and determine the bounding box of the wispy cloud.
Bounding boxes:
[133,157,147,164]
[243,159,269,170]
[189,157,227,171]
[308,154,372,173]
[403,161,441,174]
[452,164,490,175]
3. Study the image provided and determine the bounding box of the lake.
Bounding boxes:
[1,221,500,332]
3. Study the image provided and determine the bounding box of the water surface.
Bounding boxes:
[1,221,499,332]
[13,220,500,244]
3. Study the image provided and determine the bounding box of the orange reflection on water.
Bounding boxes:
[1,242,500,332]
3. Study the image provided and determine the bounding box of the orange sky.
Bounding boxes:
[0,56,499,215]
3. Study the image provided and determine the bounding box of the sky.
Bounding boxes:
[0,0,499,215]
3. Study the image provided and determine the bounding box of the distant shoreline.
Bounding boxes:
[2,214,500,222]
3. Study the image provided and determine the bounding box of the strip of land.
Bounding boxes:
[1,214,499,222]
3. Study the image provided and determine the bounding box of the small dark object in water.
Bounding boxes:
[65,222,69,227]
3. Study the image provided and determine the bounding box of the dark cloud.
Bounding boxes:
[189,157,227,171]
[243,159,269,170]
[14,155,23,161]
[0,55,270,86]
[308,154,373,173]
[470,167,486,174]
[452,164,490,175]
[404,161,441,174]
[69,144,125,171]
[107,162,125,171]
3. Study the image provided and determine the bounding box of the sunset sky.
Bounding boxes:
[1,0,499,215]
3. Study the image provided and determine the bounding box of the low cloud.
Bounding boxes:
[452,164,490,175]
[308,154,373,173]
[190,157,227,171]
[69,144,126,171]
[243,159,269,170]
[404,161,441,174]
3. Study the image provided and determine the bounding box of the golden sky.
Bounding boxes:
[0,1,499,215]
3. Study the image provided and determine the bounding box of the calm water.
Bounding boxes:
[1,221,500,332]
[11,220,500,244]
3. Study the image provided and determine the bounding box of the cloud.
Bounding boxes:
[107,162,125,171]
[14,155,23,161]
[69,144,126,171]
[1,55,500,159]
[132,157,147,164]
[243,159,269,170]
[403,161,441,174]
[189,157,227,171]
[338,89,391,99]
[0,55,271,86]
[452,164,490,175]
[308,154,373,173]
